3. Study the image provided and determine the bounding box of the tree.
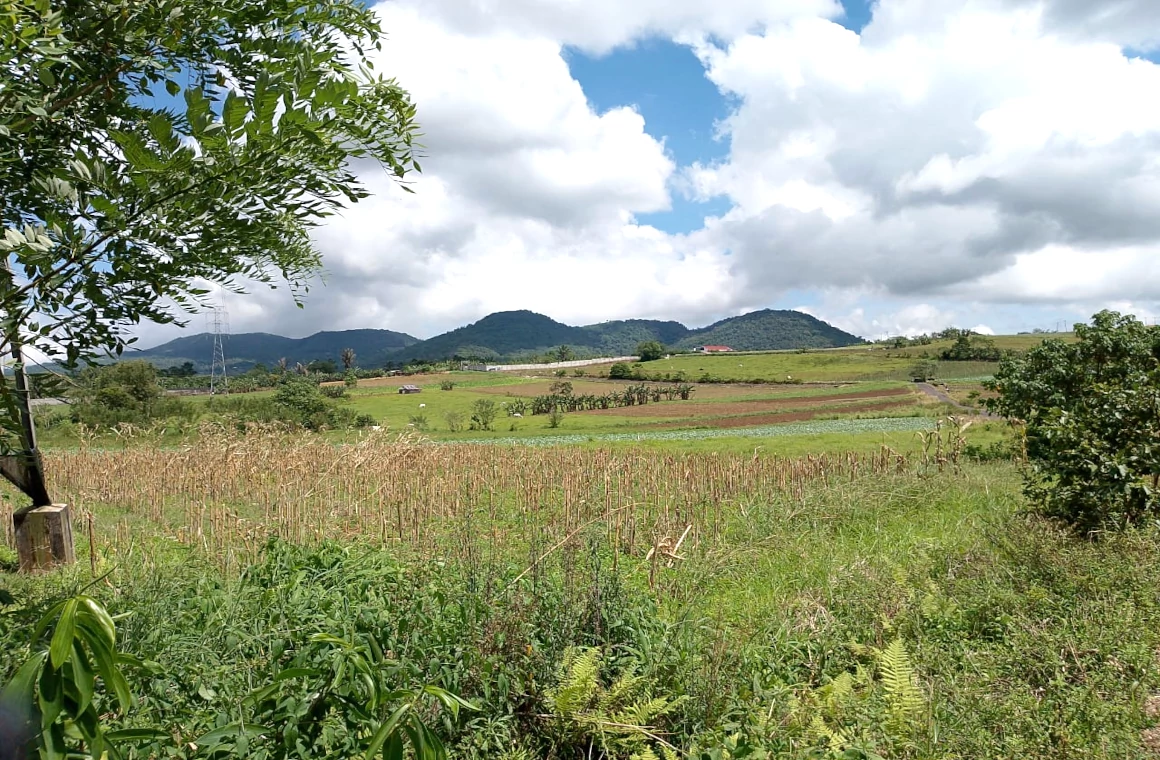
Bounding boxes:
[636,340,665,362]
[0,0,421,509]
[985,310,1160,533]
[307,359,337,375]
[341,348,357,370]
[608,363,631,380]
[71,360,191,427]
[555,345,574,362]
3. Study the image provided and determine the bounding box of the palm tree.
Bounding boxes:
[341,347,356,370]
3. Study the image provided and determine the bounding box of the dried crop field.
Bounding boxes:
[2,429,916,568]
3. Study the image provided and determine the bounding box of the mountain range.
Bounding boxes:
[129,309,865,371]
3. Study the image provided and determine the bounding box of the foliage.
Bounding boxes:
[985,310,1160,532]
[547,408,565,429]
[636,341,666,362]
[0,595,149,760]
[271,377,367,431]
[0,0,420,461]
[529,384,694,415]
[609,363,632,380]
[344,371,358,389]
[469,399,498,431]
[786,638,924,759]
[545,647,684,759]
[444,410,465,432]
[939,334,1005,362]
[320,384,348,399]
[409,414,429,432]
[70,360,193,427]
[440,380,456,391]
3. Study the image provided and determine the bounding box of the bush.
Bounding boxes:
[548,407,564,428]
[608,363,631,380]
[445,410,465,432]
[320,384,348,399]
[985,310,1160,532]
[470,399,498,431]
[408,414,429,432]
[440,380,456,391]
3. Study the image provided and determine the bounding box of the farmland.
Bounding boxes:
[8,330,1160,759]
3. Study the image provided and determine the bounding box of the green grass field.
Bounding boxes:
[6,444,1159,758]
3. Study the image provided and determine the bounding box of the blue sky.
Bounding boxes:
[562,1,875,236]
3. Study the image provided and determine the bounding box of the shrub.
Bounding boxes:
[985,310,1160,532]
[554,369,567,377]
[470,399,498,431]
[445,410,466,432]
[409,414,429,432]
[320,384,348,399]
[440,380,456,391]
[344,371,358,388]
[608,363,631,380]
[572,369,586,377]
[548,407,564,428]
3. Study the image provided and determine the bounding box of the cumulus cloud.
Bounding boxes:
[127,0,1160,347]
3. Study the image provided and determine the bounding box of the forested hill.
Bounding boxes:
[133,309,864,370]
[674,310,865,351]
[131,328,418,371]
[392,309,863,361]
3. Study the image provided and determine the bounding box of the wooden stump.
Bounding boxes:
[13,504,76,572]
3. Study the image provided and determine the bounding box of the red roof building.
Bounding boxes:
[693,345,733,353]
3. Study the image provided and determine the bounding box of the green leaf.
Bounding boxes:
[365,702,411,759]
[1,649,48,704]
[382,732,404,760]
[70,641,95,712]
[272,667,319,682]
[192,722,270,750]
[49,598,79,669]
[105,727,169,742]
[38,664,64,728]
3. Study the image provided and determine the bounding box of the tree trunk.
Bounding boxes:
[14,504,76,571]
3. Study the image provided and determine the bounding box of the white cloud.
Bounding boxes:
[123,0,1160,347]
[677,1,1160,311]
[397,0,842,54]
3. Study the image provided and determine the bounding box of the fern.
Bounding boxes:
[878,638,924,730]
[546,646,685,758]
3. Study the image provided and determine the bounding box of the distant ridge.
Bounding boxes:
[132,308,864,371]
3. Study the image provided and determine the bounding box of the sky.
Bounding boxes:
[141,0,1160,346]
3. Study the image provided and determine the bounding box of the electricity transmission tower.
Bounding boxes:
[209,303,229,395]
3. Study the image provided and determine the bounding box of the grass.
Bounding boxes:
[5,440,1160,758]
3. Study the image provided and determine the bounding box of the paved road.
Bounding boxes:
[916,382,998,418]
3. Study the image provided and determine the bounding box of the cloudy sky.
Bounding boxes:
[146,0,1160,346]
